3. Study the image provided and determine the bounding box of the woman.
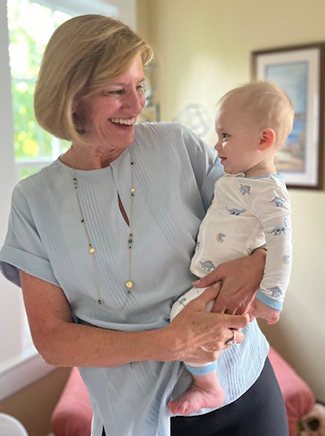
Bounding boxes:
[0,15,288,436]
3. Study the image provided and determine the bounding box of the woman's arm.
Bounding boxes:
[20,271,249,367]
[192,249,266,315]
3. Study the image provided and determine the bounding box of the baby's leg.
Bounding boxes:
[167,364,225,415]
[168,288,225,415]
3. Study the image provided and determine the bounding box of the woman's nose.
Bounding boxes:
[124,90,146,113]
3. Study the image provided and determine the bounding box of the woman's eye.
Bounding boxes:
[111,90,123,95]
[136,84,145,92]
[102,89,123,96]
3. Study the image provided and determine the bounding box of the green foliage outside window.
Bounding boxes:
[7,0,71,178]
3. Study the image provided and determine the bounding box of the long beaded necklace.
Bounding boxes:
[71,146,136,310]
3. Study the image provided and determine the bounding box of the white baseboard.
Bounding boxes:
[0,347,55,401]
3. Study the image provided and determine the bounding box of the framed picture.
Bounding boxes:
[252,43,325,189]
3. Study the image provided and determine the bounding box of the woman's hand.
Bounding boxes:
[192,249,266,315]
[164,287,249,364]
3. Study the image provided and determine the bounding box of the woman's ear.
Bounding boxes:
[258,128,276,151]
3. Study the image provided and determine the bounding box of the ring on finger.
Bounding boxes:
[226,329,238,346]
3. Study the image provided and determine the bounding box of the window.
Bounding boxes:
[8,0,119,179]
[8,0,73,180]
[0,0,135,401]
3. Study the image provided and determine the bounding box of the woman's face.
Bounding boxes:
[75,54,146,152]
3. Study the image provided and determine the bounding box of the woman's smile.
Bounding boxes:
[110,117,136,126]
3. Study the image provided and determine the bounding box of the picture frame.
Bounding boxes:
[252,43,325,189]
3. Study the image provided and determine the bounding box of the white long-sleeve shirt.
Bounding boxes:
[191,173,292,310]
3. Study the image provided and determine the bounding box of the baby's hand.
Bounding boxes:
[250,299,280,325]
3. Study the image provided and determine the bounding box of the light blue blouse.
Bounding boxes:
[0,123,268,436]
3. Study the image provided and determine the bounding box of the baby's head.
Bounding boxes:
[215,81,294,176]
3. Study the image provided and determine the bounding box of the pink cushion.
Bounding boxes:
[51,349,316,436]
[268,347,315,436]
[51,367,92,436]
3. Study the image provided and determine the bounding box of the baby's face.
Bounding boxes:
[215,102,263,175]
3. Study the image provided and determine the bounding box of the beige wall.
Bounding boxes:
[138,0,325,401]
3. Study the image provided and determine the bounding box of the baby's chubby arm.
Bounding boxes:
[251,181,292,315]
[248,181,292,325]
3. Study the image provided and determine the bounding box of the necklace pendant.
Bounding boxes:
[126,280,134,290]
[97,298,104,305]
[130,187,136,198]
[89,245,95,254]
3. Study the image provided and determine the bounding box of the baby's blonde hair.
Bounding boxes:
[219,81,294,146]
[34,14,153,144]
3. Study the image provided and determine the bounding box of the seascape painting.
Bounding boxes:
[252,45,323,189]
[265,62,307,174]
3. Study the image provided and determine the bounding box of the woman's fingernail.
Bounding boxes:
[192,280,200,285]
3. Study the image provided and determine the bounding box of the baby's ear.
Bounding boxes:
[258,128,276,151]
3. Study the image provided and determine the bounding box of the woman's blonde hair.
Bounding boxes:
[34,14,153,144]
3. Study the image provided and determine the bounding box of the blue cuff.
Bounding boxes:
[256,291,283,310]
[185,361,217,376]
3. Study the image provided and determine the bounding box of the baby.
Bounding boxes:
[168,82,293,415]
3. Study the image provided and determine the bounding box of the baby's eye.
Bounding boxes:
[222,133,229,141]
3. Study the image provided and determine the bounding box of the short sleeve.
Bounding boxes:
[179,125,224,210]
[0,184,59,288]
